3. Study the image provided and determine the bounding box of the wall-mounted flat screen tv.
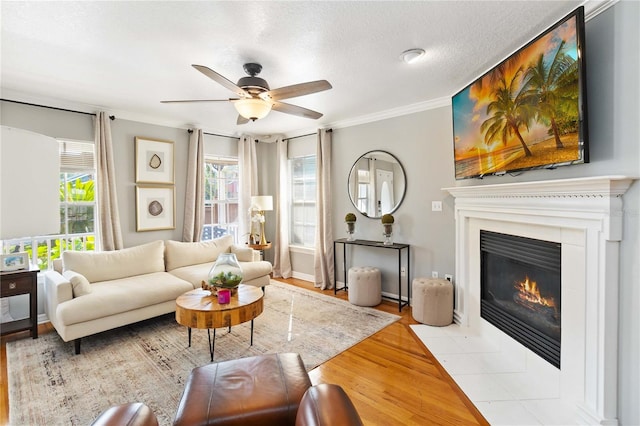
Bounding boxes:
[452,7,588,180]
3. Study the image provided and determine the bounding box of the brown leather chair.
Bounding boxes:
[295,384,363,426]
[93,353,362,426]
[92,402,158,426]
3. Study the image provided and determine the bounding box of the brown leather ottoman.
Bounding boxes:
[173,353,312,426]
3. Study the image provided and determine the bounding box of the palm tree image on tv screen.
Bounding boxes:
[452,7,588,180]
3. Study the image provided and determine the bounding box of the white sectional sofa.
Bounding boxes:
[44,236,272,354]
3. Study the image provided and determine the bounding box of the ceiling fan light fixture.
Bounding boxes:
[400,48,426,64]
[234,98,272,121]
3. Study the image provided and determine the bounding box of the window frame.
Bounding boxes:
[289,154,317,249]
[202,156,240,243]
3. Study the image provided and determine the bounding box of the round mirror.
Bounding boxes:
[347,150,406,218]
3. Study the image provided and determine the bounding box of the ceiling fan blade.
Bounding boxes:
[259,80,332,102]
[272,101,323,120]
[160,98,239,103]
[192,64,251,98]
[237,115,250,125]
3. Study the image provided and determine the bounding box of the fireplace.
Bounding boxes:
[445,176,635,424]
[480,230,561,368]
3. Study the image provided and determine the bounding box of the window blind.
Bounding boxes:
[59,140,95,172]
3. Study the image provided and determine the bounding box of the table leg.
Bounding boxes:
[188,327,192,347]
[333,241,338,295]
[250,319,254,346]
[343,244,347,291]
[407,246,411,311]
[207,328,216,362]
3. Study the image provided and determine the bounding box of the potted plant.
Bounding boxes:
[345,212,357,241]
[381,214,394,245]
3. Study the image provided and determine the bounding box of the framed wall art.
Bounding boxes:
[0,252,29,271]
[135,137,174,184]
[135,185,175,231]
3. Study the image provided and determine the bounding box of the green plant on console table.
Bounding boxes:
[381,214,394,224]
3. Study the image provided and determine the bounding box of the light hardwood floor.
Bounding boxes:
[1,278,488,425]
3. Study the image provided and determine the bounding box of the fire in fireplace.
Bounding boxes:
[480,230,561,368]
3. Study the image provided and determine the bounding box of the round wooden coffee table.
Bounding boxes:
[175,285,264,361]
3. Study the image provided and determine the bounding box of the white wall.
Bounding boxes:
[330,108,457,297]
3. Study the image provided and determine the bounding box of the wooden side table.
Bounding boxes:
[248,242,272,260]
[175,285,264,361]
[0,265,39,338]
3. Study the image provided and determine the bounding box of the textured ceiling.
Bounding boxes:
[1,1,602,138]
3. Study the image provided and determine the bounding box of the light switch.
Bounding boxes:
[432,201,442,212]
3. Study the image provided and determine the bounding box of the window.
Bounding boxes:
[203,157,239,242]
[2,140,96,269]
[290,155,316,248]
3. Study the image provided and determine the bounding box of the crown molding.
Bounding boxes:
[583,0,618,21]
[326,97,451,131]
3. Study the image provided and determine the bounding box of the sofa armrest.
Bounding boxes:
[231,244,259,262]
[44,270,73,323]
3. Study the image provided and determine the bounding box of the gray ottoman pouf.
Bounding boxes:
[348,266,382,307]
[412,277,453,326]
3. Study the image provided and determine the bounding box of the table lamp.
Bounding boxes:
[250,195,273,245]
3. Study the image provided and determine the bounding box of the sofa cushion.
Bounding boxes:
[62,241,165,283]
[169,261,273,288]
[57,272,193,326]
[63,270,92,297]
[164,236,234,272]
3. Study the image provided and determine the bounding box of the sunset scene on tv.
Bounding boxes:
[452,13,584,179]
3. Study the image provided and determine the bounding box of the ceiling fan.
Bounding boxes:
[161,63,332,124]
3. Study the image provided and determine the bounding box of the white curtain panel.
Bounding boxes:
[238,135,257,242]
[313,129,334,289]
[272,138,292,278]
[94,112,123,251]
[182,129,205,242]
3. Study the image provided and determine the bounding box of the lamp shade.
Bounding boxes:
[251,195,273,211]
[233,98,272,121]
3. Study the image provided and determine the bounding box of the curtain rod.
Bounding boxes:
[188,129,241,140]
[0,99,115,120]
[283,128,332,142]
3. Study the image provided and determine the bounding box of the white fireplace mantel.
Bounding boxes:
[444,176,636,425]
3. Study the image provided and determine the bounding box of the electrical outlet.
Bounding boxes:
[401,267,406,277]
[431,201,443,212]
[432,271,439,278]
[445,274,453,282]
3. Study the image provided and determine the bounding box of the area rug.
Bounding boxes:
[7,281,399,425]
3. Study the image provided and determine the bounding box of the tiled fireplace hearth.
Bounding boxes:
[445,176,636,425]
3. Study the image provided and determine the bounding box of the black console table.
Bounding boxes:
[333,238,410,312]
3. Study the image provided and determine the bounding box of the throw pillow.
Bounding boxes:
[63,240,165,283]
[63,270,92,297]
[165,235,234,271]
